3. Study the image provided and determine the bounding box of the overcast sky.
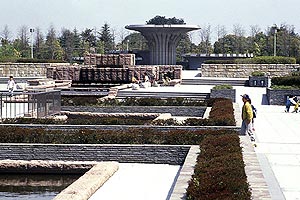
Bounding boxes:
[0,0,299,43]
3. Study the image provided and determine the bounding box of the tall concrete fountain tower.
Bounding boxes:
[125,24,200,65]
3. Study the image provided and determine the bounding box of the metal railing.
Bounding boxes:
[0,90,61,119]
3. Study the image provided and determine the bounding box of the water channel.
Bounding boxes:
[0,174,81,200]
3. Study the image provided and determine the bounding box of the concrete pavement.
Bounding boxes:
[127,71,300,199]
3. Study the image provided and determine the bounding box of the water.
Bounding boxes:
[0,174,81,200]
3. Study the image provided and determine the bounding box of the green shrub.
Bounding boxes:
[271,76,300,88]
[270,85,299,90]
[212,84,233,90]
[204,60,236,64]
[204,56,296,64]
[251,71,265,76]
[62,97,206,106]
[0,127,236,145]
[235,56,296,64]
[186,134,251,200]
[155,98,236,126]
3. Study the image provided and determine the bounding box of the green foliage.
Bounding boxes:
[146,15,185,25]
[212,84,233,90]
[204,60,236,64]
[272,76,300,88]
[235,56,296,64]
[0,127,235,145]
[270,85,298,90]
[123,33,148,51]
[186,134,251,200]
[152,98,236,126]
[98,23,114,53]
[62,97,206,106]
[251,71,265,76]
[0,43,20,58]
[1,116,154,126]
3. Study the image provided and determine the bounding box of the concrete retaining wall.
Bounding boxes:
[201,64,300,78]
[210,89,236,102]
[0,63,69,77]
[266,88,300,105]
[0,144,190,165]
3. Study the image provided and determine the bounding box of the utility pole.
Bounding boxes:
[30,28,34,59]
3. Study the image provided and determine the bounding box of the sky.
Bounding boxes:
[0,0,300,43]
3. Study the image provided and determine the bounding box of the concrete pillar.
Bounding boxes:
[125,25,200,65]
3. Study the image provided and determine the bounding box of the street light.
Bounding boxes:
[271,24,278,57]
[29,28,34,59]
[126,39,129,52]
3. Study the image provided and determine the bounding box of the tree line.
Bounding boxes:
[1,19,300,63]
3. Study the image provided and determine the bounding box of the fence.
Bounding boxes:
[0,90,61,119]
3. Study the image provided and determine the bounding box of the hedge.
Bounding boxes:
[272,76,300,88]
[204,56,296,64]
[152,98,235,126]
[62,97,206,106]
[186,134,251,200]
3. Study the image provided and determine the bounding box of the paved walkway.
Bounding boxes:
[132,71,300,199]
[232,85,300,200]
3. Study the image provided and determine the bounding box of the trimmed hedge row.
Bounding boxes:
[0,58,66,63]
[0,127,234,145]
[152,98,235,126]
[3,116,154,125]
[272,75,300,88]
[204,56,296,64]
[62,97,206,107]
[186,133,251,200]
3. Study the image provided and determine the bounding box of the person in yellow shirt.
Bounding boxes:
[240,94,254,139]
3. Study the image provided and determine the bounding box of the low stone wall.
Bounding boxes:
[249,76,270,87]
[201,64,300,78]
[266,88,300,105]
[61,106,206,117]
[54,162,119,200]
[0,63,69,77]
[0,160,97,174]
[210,89,236,102]
[0,144,190,165]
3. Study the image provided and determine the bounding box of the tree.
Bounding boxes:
[123,33,148,51]
[198,24,213,54]
[34,27,46,59]
[98,23,114,53]
[60,28,75,62]
[13,25,30,57]
[1,25,12,45]
[146,15,185,25]
[116,28,129,51]
[44,25,63,60]
[176,34,193,61]
[81,28,96,53]
[0,43,20,58]
[72,28,83,57]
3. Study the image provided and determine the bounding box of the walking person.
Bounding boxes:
[7,76,16,97]
[292,97,299,113]
[285,95,297,113]
[240,94,254,141]
[249,99,257,131]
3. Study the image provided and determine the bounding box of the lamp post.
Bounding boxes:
[271,24,278,57]
[29,28,34,59]
[126,39,129,52]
